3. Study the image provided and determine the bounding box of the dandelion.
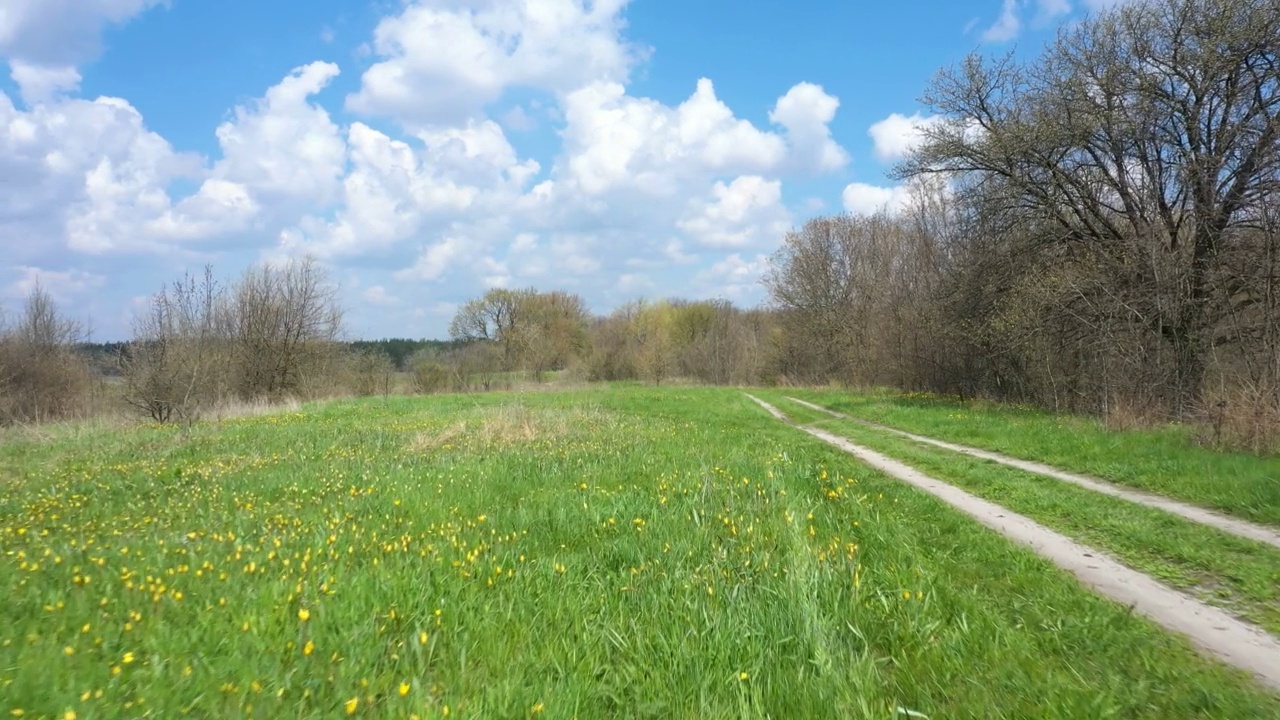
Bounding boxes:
[739,672,749,681]
[902,590,911,600]
[344,697,359,715]
[303,641,314,656]
[532,702,545,714]
[419,631,428,644]
[63,646,75,656]
[298,608,310,622]
[122,651,135,664]
[399,682,411,696]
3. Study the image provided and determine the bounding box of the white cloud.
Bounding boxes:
[0,0,166,66]
[0,93,204,256]
[677,176,791,249]
[501,104,537,132]
[769,83,849,172]
[9,61,81,105]
[362,284,398,305]
[693,253,769,301]
[5,265,105,303]
[842,182,912,216]
[983,0,1022,42]
[556,79,787,197]
[212,62,347,208]
[346,0,647,126]
[1036,0,1073,21]
[394,237,469,282]
[868,112,943,161]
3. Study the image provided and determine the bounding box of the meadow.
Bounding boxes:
[3,386,1279,719]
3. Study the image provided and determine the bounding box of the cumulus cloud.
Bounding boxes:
[868,112,943,161]
[212,62,347,208]
[769,83,849,172]
[9,61,82,105]
[0,0,166,66]
[0,90,206,257]
[555,79,787,197]
[346,0,647,126]
[842,182,912,216]
[677,176,791,249]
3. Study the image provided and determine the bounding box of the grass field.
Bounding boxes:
[783,388,1280,526]
[3,386,1279,718]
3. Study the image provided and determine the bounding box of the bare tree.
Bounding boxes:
[227,257,344,399]
[0,284,93,425]
[902,0,1280,414]
[119,266,227,423]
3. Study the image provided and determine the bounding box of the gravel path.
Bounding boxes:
[785,396,1280,551]
[746,393,1280,693]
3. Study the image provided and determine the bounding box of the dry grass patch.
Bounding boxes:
[206,396,304,423]
[410,403,620,451]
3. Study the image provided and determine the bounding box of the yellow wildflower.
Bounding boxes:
[298,608,310,622]
[399,682,411,697]
[344,697,358,715]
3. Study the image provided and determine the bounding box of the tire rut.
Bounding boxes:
[745,393,1280,693]
[785,396,1280,551]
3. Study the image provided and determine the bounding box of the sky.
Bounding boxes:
[0,0,1119,341]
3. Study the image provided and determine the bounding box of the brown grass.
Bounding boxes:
[206,396,304,423]
[1199,382,1280,454]
[409,403,618,451]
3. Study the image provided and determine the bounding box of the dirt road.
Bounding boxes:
[745,393,1280,693]
[785,396,1280,551]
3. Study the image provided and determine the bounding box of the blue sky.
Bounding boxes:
[0,0,1105,341]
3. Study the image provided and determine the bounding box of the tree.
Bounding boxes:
[0,284,92,425]
[119,266,227,423]
[448,288,590,377]
[227,257,344,399]
[902,0,1280,413]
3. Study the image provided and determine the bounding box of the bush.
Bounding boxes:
[0,286,94,425]
[411,357,450,394]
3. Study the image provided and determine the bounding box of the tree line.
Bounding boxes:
[2,0,1275,449]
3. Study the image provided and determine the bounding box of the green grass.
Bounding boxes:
[2,387,1278,718]
[760,392,1280,635]
[783,387,1280,526]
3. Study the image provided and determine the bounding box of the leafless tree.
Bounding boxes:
[119,266,228,423]
[226,257,344,399]
[902,0,1280,414]
[0,284,93,425]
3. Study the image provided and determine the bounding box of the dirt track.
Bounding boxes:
[784,396,1280,551]
[745,393,1280,693]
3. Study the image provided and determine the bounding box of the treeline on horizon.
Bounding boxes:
[2,0,1278,452]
